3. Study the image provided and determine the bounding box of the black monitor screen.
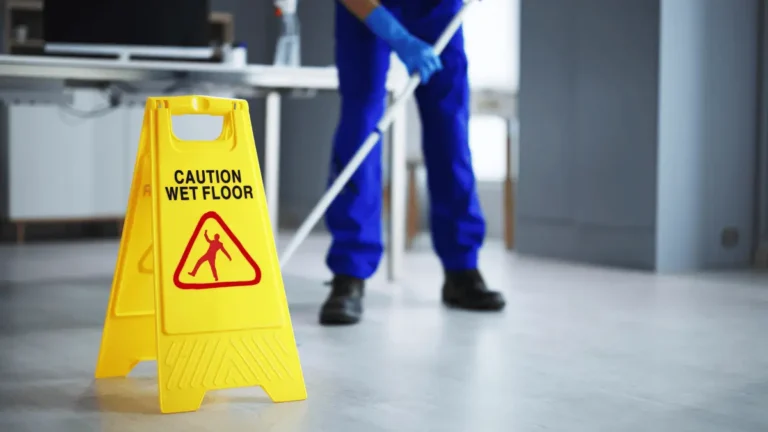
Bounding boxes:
[43,0,210,47]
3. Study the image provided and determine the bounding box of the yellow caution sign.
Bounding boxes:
[95,96,306,414]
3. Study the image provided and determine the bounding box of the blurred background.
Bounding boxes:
[0,0,520,248]
[0,0,764,274]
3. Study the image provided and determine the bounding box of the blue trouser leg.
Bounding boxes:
[403,0,486,270]
[325,2,392,279]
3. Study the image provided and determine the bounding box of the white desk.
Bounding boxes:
[0,54,411,281]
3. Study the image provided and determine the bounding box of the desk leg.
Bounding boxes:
[265,92,281,232]
[388,100,408,282]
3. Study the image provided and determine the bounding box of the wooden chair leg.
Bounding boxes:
[406,163,420,250]
[504,178,514,250]
[503,120,515,250]
[16,222,25,245]
[382,183,391,216]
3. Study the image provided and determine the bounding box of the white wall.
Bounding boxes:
[7,92,137,220]
[656,0,759,270]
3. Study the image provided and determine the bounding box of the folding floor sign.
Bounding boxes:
[95,96,306,414]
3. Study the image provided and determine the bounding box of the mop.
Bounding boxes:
[279,0,478,268]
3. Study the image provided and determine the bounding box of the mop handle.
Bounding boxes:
[279,0,476,268]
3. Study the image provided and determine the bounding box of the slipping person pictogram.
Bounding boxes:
[188,230,232,281]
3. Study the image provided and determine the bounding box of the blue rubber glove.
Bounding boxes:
[364,6,443,83]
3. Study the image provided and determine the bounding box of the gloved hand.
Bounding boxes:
[389,37,443,84]
[364,6,443,83]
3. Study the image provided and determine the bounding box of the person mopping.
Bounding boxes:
[320,0,506,325]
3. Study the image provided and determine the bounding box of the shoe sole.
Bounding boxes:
[319,313,361,326]
[442,297,506,312]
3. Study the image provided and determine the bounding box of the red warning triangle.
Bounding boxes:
[173,211,262,290]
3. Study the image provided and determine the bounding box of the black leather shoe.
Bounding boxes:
[319,275,364,325]
[442,269,505,311]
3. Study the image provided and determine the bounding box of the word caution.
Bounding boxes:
[165,169,254,201]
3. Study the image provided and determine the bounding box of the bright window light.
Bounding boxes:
[463,0,519,181]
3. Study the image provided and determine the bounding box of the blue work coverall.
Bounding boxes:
[326,0,485,279]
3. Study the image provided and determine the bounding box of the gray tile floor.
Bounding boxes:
[1,233,768,431]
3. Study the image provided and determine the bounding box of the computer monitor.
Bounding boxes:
[43,0,211,58]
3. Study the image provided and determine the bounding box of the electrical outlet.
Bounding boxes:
[721,227,739,249]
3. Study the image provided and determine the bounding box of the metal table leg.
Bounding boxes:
[264,91,281,231]
[388,100,408,282]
